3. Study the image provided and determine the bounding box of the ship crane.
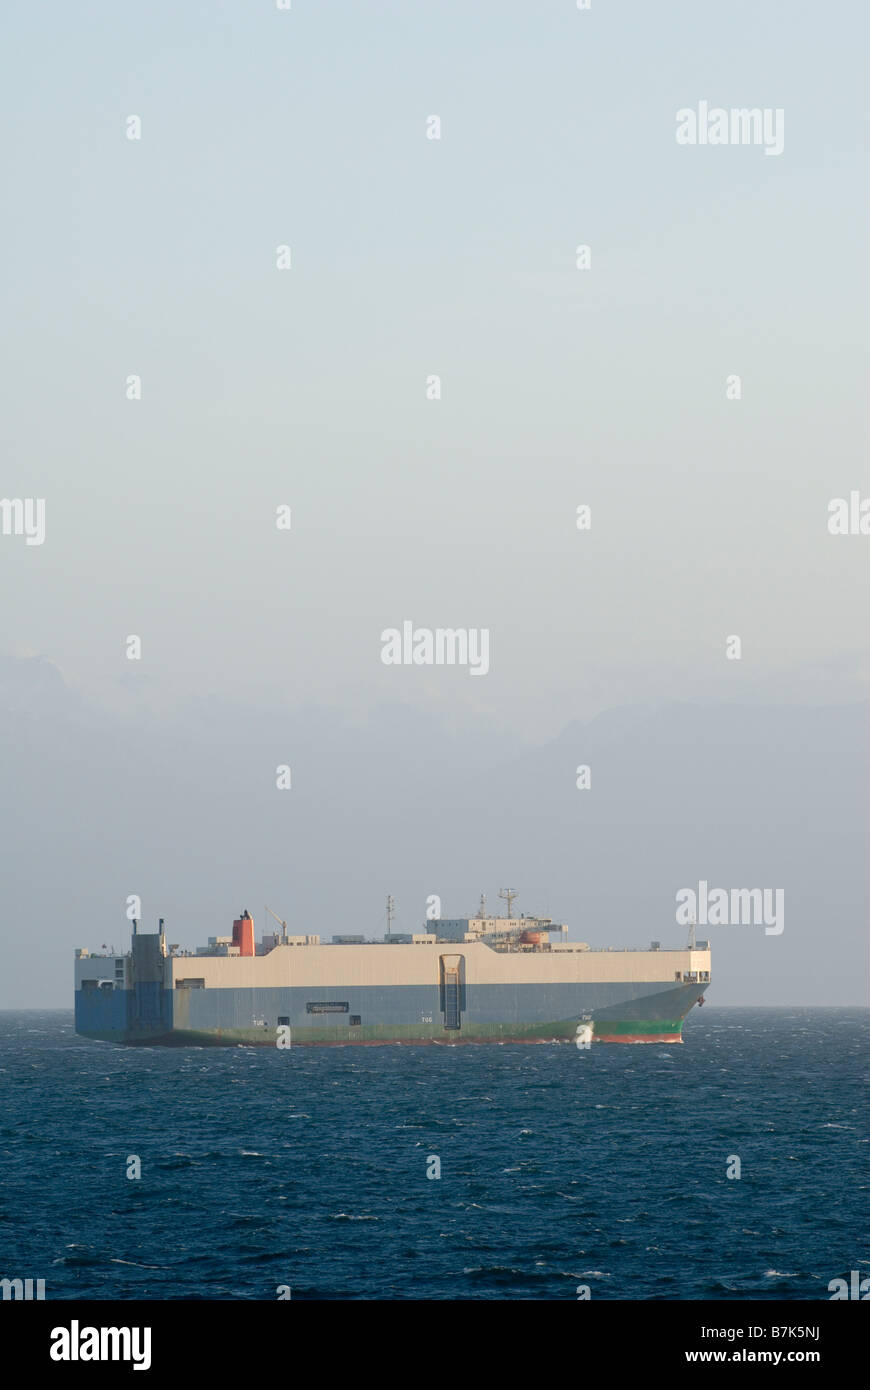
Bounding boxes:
[264,905,289,944]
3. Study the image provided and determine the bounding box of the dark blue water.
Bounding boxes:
[0,1009,865,1300]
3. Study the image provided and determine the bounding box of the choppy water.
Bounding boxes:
[0,1009,866,1299]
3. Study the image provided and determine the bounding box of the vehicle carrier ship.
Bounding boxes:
[74,897,710,1046]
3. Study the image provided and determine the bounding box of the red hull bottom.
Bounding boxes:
[594,1032,683,1044]
[210,1033,687,1047]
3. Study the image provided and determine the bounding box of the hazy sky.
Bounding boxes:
[1,0,868,738]
[1,4,868,1011]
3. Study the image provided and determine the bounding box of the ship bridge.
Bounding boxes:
[426,915,568,951]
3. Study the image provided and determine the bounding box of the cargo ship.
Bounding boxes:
[74,897,710,1046]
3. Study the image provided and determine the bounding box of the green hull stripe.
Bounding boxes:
[86,1017,688,1046]
[595,1019,683,1036]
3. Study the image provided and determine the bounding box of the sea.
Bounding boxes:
[0,1008,866,1300]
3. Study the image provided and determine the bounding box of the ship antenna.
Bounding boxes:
[498,888,517,919]
[479,893,486,920]
[688,916,696,950]
[386,894,395,942]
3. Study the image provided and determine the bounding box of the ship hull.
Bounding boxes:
[74,978,707,1047]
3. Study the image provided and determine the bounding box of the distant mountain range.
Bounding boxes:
[1,653,867,1007]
